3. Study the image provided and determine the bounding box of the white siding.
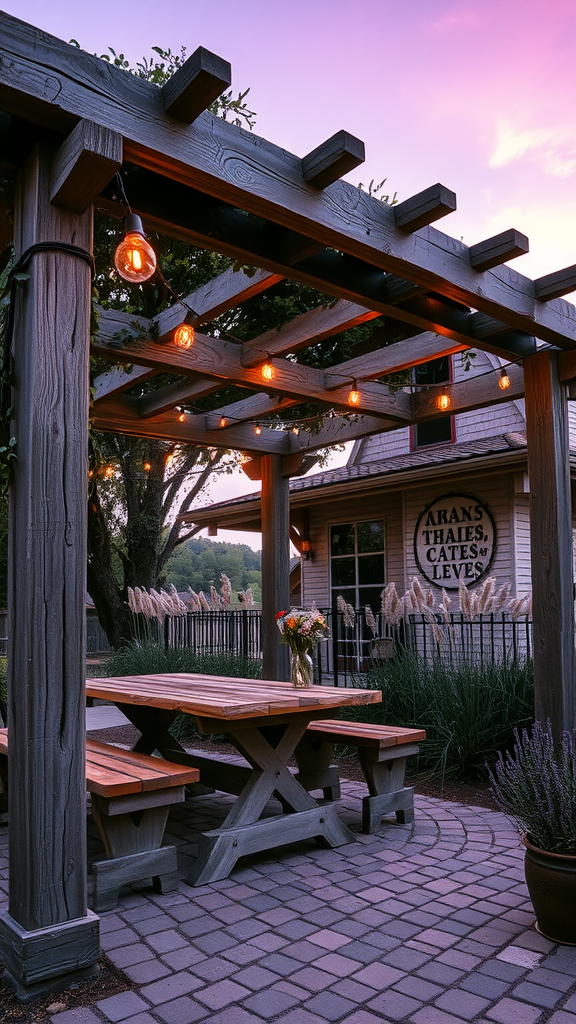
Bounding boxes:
[568,403,576,448]
[299,473,531,609]
[301,491,403,610]
[403,472,515,597]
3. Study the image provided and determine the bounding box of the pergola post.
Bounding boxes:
[524,350,575,735]
[261,455,290,680]
[0,143,100,997]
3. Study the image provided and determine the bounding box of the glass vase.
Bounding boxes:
[290,650,314,688]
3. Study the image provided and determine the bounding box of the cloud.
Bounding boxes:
[431,8,480,32]
[490,120,576,178]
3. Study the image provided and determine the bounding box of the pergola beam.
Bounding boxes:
[93,395,293,454]
[394,183,457,233]
[1,12,576,349]
[161,46,231,123]
[91,331,413,421]
[302,130,365,189]
[105,171,539,360]
[50,119,122,213]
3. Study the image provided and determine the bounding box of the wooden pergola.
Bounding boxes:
[0,10,575,996]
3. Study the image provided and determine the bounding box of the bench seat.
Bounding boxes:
[295,720,425,833]
[0,730,199,911]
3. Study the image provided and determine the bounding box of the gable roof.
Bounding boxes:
[181,432,539,531]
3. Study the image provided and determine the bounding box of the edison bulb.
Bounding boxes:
[261,362,274,382]
[174,324,195,349]
[114,214,157,283]
[498,371,511,390]
[348,388,361,407]
[436,392,451,412]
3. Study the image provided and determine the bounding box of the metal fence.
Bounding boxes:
[85,607,532,687]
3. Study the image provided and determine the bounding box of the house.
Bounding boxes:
[184,349,576,614]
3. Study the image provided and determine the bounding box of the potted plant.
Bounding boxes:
[489,721,576,944]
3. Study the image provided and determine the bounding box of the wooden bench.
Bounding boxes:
[0,730,199,912]
[295,721,426,834]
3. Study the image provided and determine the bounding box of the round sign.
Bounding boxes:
[414,493,496,589]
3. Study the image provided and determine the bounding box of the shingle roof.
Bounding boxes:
[189,433,531,517]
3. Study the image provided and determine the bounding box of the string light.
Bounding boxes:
[219,416,227,428]
[291,426,300,435]
[436,391,451,412]
[254,424,262,435]
[348,381,361,406]
[177,411,186,422]
[104,465,115,479]
[261,361,274,382]
[114,213,157,283]
[174,324,195,349]
[498,368,511,390]
[143,462,151,472]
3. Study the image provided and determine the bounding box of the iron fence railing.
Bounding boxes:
[85,607,532,687]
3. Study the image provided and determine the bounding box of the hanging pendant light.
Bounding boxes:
[114,213,157,283]
[436,391,451,412]
[498,368,511,390]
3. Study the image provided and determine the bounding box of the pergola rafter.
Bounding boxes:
[0,10,575,1000]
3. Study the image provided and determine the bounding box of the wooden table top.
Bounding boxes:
[86,673,382,721]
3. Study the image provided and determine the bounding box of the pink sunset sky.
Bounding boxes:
[4,0,575,548]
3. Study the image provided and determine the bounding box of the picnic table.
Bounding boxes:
[86,673,381,885]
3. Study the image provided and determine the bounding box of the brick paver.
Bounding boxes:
[2,782,576,1024]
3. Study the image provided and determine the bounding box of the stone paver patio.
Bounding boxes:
[2,772,576,1024]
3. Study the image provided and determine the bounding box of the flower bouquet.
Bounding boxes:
[275,607,330,688]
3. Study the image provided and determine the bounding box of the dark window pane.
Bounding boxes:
[358,554,384,585]
[414,356,450,385]
[414,416,452,448]
[359,587,384,613]
[357,521,384,553]
[331,524,355,556]
[332,558,356,587]
[331,589,357,612]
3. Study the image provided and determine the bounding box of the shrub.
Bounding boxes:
[342,651,533,780]
[489,722,576,854]
[105,642,262,742]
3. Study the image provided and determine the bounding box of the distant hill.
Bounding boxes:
[164,537,262,604]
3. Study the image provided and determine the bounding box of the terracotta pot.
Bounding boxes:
[523,836,576,945]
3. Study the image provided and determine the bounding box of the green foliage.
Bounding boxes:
[164,537,261,601]
[489,722,576,854]
[341,652,533,780]
[105,641,261,742]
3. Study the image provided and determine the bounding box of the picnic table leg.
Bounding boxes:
[90,791,182,912]
[294,735,341,801]
[358,746,419,833]
[188,720,354,886]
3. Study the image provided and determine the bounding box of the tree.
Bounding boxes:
[87,46,255,647]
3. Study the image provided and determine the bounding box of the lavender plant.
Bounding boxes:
[489,722,576,855]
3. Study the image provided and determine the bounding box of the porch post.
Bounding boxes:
[0,143,100,996]
[261,454,290,680]
[524,349,575,735]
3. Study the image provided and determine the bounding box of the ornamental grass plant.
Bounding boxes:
[343,651,533,780]
[488,721,576,855]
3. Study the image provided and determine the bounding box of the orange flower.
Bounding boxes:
[286,617,297,629]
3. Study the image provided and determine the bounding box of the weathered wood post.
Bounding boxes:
[524,349,575,735]
[0,143,100,997]
[260,454,290,680]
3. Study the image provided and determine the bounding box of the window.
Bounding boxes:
[413,355,453,448]
[330,520,385,612]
